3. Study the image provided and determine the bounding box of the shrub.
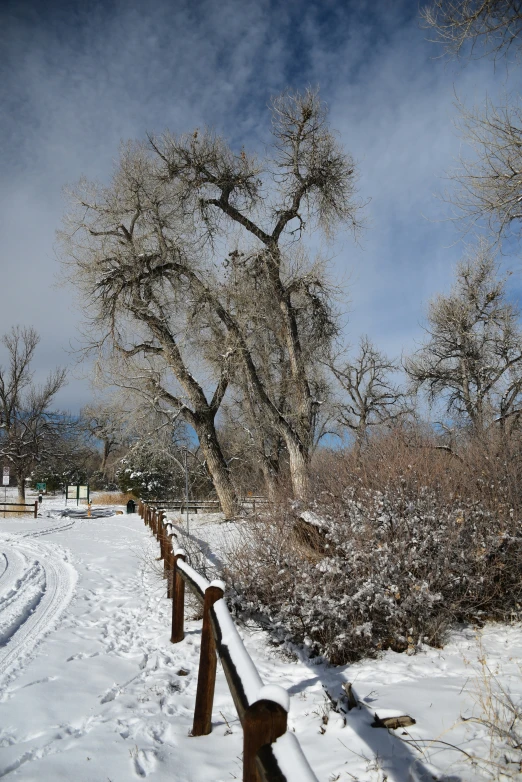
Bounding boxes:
[226,431,522,664]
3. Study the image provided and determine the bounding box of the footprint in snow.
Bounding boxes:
[133,748,157,777]
[20,676,57,688]
[101,685,120,703]
[0,731,16,748]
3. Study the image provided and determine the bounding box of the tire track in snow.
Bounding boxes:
[0,549,45,646]
[0,548,26,595]
[0,535,77,693]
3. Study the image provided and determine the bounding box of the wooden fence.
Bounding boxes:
[147,497,271,514]
[0,501,38,519]
[138,501,318,782]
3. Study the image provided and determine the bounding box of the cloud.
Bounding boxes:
[1,0,521,410]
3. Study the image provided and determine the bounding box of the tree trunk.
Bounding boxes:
[17,475,26,502]
[286,438,309,501]
[196,416,238,519]
[260,459,278,501]
[100,439,111,478]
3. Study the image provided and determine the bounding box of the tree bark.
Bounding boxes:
[286,439,309,501]
[17,474,26,502]
[100,439,112,478]
[195,413,238,519]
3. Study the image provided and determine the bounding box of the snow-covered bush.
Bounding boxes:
[116,442,184,500]
[227,434,522,663]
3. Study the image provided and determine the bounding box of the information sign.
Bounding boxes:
[65,484,90,506]
[36,482,46,492]
[2,467,9,487]
[78,485,89,499]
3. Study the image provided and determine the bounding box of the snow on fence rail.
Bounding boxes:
[0,501,38,518]
[138,500,318,782]
[147,496,271,513]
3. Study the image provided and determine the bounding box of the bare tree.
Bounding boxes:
[81,398,128,480]
[60,89,363,503]
[330,336,410,455]
[0,326,67,500]
[59,145,239,516]
[405,241,522,434]
[421,0,522,61]
[149,88,363,498]
[446,98,522,242]
[422,3,522,241]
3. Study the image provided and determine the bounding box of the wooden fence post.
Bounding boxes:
[166,531,175,598]
[34,501,38,519]
[162,521,171,578]
[158,517,165,563]
[171,549,186,643]
[243,687,289,782]
[192,581,225,737]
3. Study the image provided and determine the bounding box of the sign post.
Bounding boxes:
[2,467,9,517]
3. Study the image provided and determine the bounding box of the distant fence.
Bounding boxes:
[138,501,318,782]
[0,501,38,519]
[149,497,271,514]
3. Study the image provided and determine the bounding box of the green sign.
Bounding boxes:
[36,482,46,491]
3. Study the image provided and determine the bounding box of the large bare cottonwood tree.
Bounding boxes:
[60,89,363,503]
[149,90,363,498]
[59,158,239,517]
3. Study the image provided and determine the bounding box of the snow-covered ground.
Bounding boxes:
[0,495,520,781]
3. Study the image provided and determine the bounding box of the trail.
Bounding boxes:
[0,532,77,695]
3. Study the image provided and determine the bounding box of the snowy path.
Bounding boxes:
[0,507,519,780]
[0,533,77,695]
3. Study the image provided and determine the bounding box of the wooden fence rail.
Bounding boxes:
[138,501,318,782]
[0,501,38,518]
[144,497,272,514]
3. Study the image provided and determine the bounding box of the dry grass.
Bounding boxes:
[466,650,522,780]
[91,492,137,506]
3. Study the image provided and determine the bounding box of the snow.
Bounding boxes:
[176,558,209,597]
[272,733,322,782]
[299,510,326,529]
[0,496,519,781]
[213,597,264,705]
[209,579,226,593]
[257,683,290,712]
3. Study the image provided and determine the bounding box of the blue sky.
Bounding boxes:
[1,0,522,411]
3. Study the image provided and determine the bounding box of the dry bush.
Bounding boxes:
[92,492,137,505]
[226,428,522,664]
